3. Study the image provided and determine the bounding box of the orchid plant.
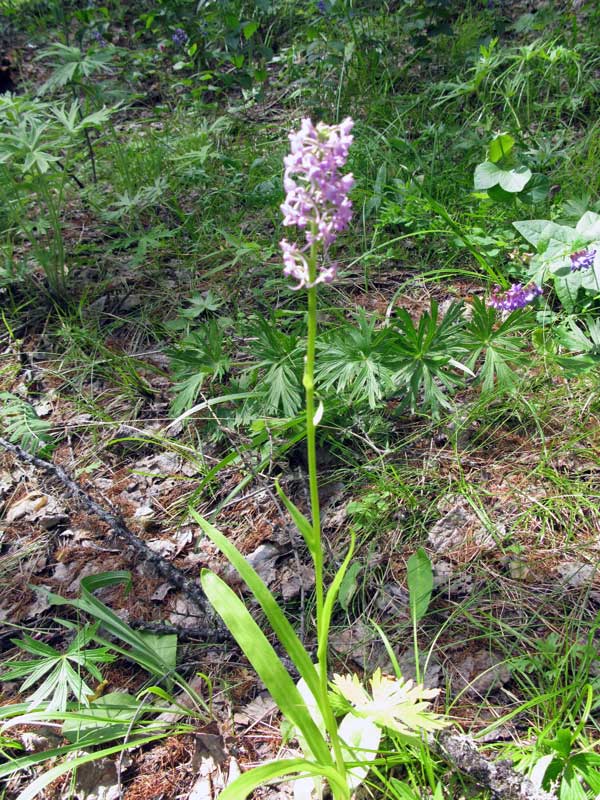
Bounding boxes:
[191,119,447,800]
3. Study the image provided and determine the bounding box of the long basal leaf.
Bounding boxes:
[190,511,320,701]
[200,570,331,766]
[218,758,349,800]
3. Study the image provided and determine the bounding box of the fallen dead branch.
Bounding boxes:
[434,730,555,800]
[0,435,228,642]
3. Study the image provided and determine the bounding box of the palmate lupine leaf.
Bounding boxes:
[167,320,231,416]
[316,312,395,409]
[387,301,468,415]
[463,297,533,392]
[241,316,303,416]
[2,625,115,712]
[0,392,56,455]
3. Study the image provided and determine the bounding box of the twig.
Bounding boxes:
[0,436,228,642]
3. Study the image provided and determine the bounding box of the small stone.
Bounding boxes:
[556,561,595,588]
[146,538,175,556]
[396,651,443,689]
[450,649,511,696]
[52,562,70,582]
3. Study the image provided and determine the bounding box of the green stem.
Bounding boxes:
[36,174,66,296]
[303,236,347,790]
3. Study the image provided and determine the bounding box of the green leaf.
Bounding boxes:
[474,161,502,190]
[489,133,515,163]
[13,735,166,800]
[475,162,531,193]
[0,392,55,455]
[275,482,315,553]
[242,21,259,39]
[320,533,356,650]
[498,165,532,193]
[216,758,349,800]
[61,692,140,743]
[135,633,177,671]
[190,511,321,705]
[486,183,516,204]
[513,219,576,248]
[519,173,550,204]
[575,211,600,240]
[200,571,332,765]
[338,562,362,612]
[46,572,181,679]
[406,548,433,623]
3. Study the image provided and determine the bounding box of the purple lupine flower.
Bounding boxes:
[172,28,188,47]
[280,117,354,289]
[91,30,107,47]
[487,282,543,311]
[316,0,328,13]
[570,248,595,272]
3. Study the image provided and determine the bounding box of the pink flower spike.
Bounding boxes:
[280,117,354,288]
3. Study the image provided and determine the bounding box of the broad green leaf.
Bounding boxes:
[200,571,332,766]
[487,183,515,204]
[497,165,531,193]
[575,211,600,240]
[519,173,550,204]
[136,632,177,671]
[489,133,515,163]
[513,219,576,248]
[242,20,259,39]
[406,548,433,624]
[474,161,502,190]
[190,510,320,701]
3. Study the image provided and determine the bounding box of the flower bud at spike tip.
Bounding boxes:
[280,118,354,289]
